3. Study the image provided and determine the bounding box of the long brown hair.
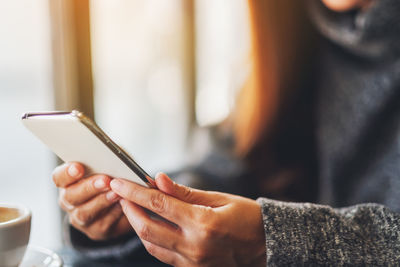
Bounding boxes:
[234,0,315,156]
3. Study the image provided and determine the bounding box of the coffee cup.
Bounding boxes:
[0,204,31,267]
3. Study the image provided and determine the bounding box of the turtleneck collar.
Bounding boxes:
[307,0,400,60]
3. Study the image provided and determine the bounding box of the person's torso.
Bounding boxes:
[309,0,400,211]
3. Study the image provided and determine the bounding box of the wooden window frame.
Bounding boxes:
[49,0,94,119]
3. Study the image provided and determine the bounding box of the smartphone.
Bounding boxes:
[21,110,154,188]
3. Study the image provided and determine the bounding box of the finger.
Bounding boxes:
[86,204,124,240]
[71,204,124,241]
[58,188,75,211]
[63,174,111,206]
[110,216,133,238]
[111,179,194,226]
[70,191,120,226]
[52,162,85,188]
[142,240,179,266]
[155,173,228,207]
[120,199,185,252]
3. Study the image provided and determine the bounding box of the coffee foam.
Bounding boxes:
[0,207,21,223]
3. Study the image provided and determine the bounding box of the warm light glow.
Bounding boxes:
[195,0,250,127]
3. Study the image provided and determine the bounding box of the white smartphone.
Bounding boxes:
[21,110,154,188]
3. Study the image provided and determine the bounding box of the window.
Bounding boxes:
[0,0,61,248]
[90,0,250,173]
[195,0,250,127]
[90,0,193,174]
[0,0,249,251]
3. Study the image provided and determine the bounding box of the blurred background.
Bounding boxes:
[0,0,249,249]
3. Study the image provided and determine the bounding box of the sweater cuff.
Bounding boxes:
[256,198,320,265]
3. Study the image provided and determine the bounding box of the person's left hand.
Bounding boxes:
[110,173,266,267]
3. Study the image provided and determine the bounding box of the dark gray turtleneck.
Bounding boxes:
[257,0,400,265]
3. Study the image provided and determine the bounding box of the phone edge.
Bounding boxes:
[22,110,155,188]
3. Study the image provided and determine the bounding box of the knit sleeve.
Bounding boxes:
[257,198,400,266]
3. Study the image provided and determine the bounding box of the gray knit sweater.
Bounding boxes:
[255,0,400,265]
[67,0,400,265]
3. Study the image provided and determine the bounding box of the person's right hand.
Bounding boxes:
[52,162,133,241]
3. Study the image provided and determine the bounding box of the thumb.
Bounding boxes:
[155,173,228,207]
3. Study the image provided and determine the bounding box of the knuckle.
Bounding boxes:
[125,187,138,202]
[62,190,75,206]
[195,208,213,227]
[144,242,157,256]
[52,164,67,187]
[191,247,208,264]
[195,217,219,243]
[181,185,193,200]
[198,225,214,242]
[137,224,151,241]
[59,190,75,211]
[83,180,95,195]
[200,219,220,241]
[149,193,166,213]
[187,216,220,263]
[72,209,91,226]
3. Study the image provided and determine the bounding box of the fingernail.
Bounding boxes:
[156,172,172,183]
[155,172,169,183]
[106,191,119,202]
[73,216,86,226]
[68,164,80,178]
[94,178,106,189]
[110,179,122,190]
[61,198,75,211]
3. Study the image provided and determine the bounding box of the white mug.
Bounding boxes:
[0,204,31,267]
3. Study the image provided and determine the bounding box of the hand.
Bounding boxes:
[110,173,266,267]
[52,162,133,240]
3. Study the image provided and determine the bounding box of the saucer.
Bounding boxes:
[19,245,63,267]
